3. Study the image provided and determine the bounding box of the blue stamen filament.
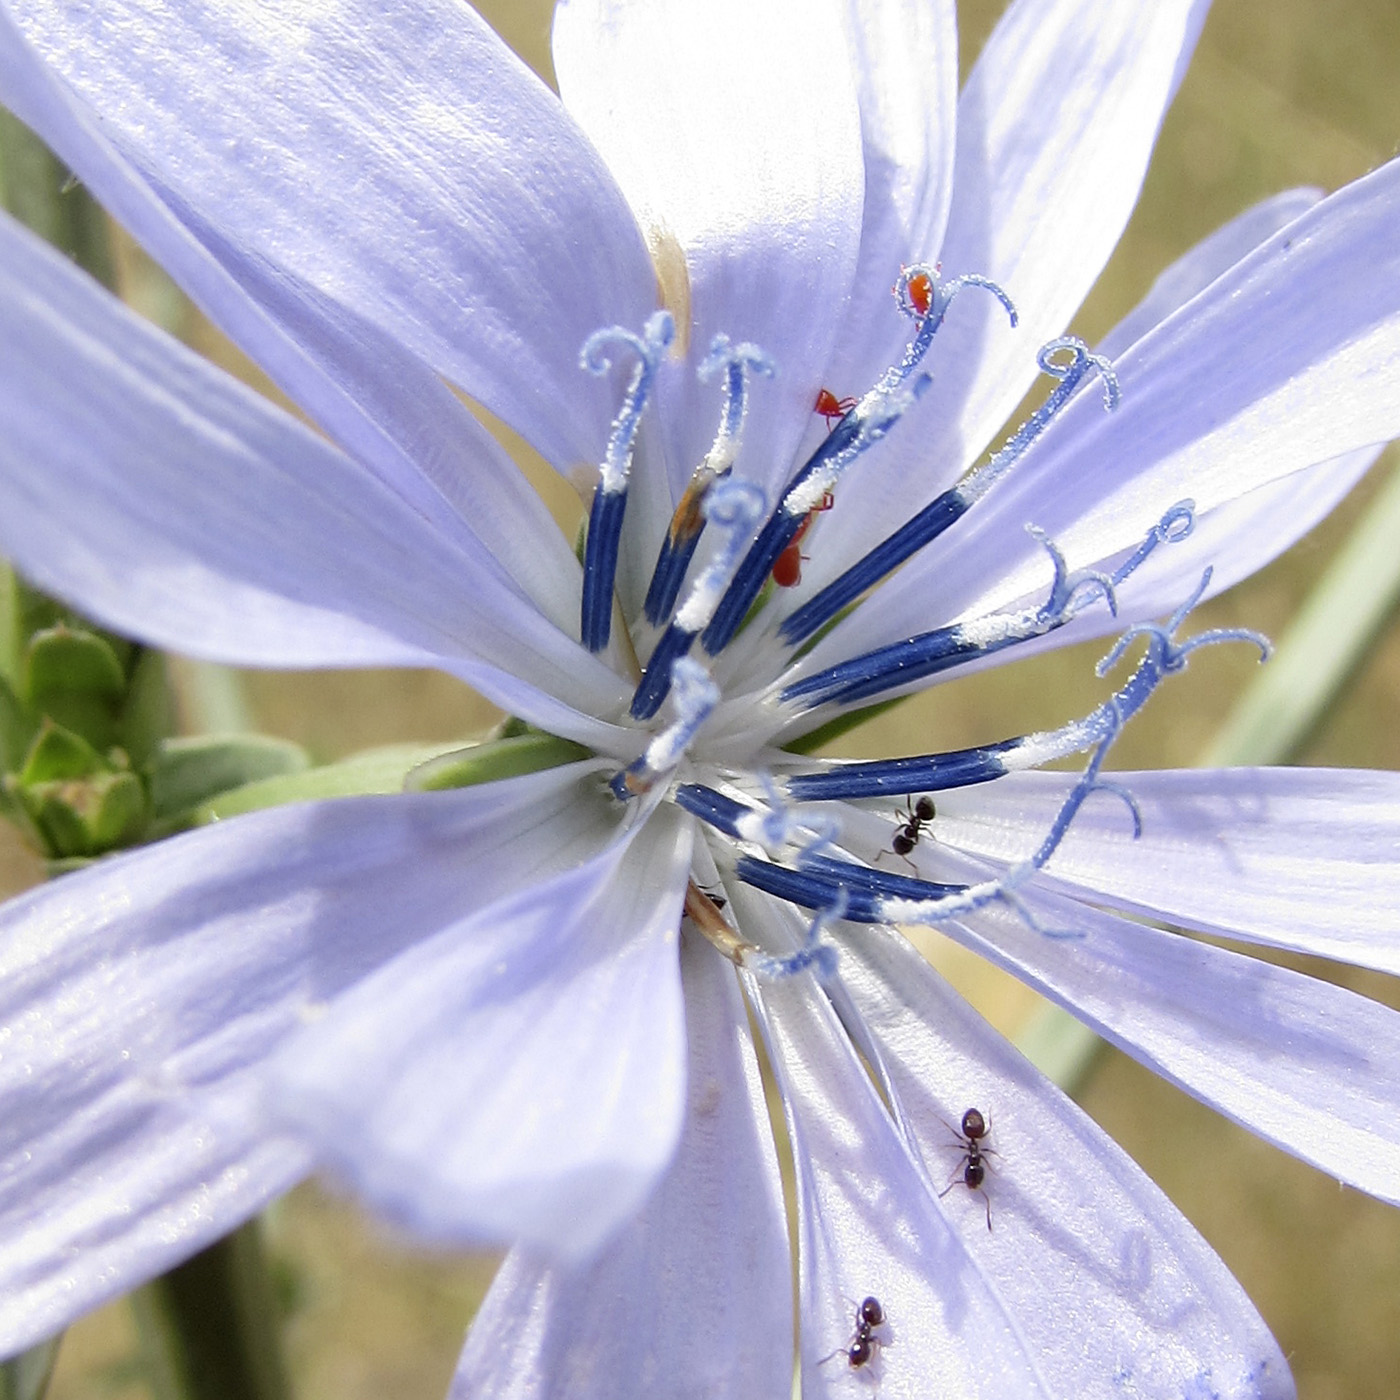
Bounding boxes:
[683,583,1269,939]
[642,336,774,626]
[779,500,1196,712]
[631,478,769,720]
[691,267,1018,667]
[779,336,1119,648]
[579,310,674,652]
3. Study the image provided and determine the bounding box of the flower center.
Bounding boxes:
[577,263,1269,968]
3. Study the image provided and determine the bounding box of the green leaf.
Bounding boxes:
[191,741,465,824]
[404,733,590,791]
[0,674,36,775]
[149,735,310,821]
[120,648,176,771]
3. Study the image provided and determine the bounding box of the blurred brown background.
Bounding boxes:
[16,1,1400,1397]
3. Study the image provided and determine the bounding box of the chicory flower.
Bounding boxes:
[2,1,1400,1396]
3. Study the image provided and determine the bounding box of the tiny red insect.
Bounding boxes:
[814,387,857,430]
[771,493,835,588]
[906,269,934,317]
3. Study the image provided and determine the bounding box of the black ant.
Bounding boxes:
[939,1107,996,1231]
[698,883,727,910]
[821,1295,887,1372]
[877,795,935,869]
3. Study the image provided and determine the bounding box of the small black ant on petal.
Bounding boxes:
[820,1295,889,1373]
[877,795,935,869]
[939,1107,996,1231]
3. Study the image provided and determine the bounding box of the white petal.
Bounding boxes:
[1096,187,1323,361]
[937,767,1400,977]
[840,924,1292,1400]
[4,0,657,473]
[450,934,791,1400]
[0,763,606,1354]
[0,5,593,628]
[820,0,959,396]
[941,888,1400,1206]
[815,0,1212,579]
[269,807,693,1259]
[0,210,631,746]
[554,0,866,502]
[733,889,1054,1399]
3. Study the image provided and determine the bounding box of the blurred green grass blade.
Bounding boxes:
[1205,452,1400,766]
[1018,451,1400,1091]
[0,1339,60,1400]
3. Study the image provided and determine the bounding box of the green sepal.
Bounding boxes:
[404,733,590,791]
[148,735,311,823]
[190,741,465,824]
[0,674,36,774]
[22,626,133,753]
[20,766,146,858]
[25,624,126,701]
[19,717,111,784]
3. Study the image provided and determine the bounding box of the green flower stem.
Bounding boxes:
[0,110,114,289]
[1016,451,1400,1092]
[129,1225,291,1400]
[0,1338,59,1400]
[1,117,290,1400]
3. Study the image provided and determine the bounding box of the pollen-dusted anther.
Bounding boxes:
[697,263,1021,661]
[579,309,674,652]
[642,335,774,626]
[781,561,1262,812]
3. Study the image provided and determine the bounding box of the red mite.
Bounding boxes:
[771,491,835,588]
[905,269,934,317]
[814,386,857,431]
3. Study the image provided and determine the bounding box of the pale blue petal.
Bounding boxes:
[819,0,959,400]
[0,212,632,746]
[797,161,1400,689]
[815,0,1212,581]
[945,889,1400,1206]
[938,767,1400,977]
[553,0,866,502]
[269,808,693,1260]
[4,0,657,474]
[450,935,790,1400]
[0,7,591,625]
[733,888,1055,1399]
[1096,187,1323,360]
[842,926,1292,1400]
[0,763,608,1355]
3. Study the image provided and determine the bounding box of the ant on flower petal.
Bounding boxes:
[938,1106,996,1231]
[876,795,935,869]
[819,1295,889,1373]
